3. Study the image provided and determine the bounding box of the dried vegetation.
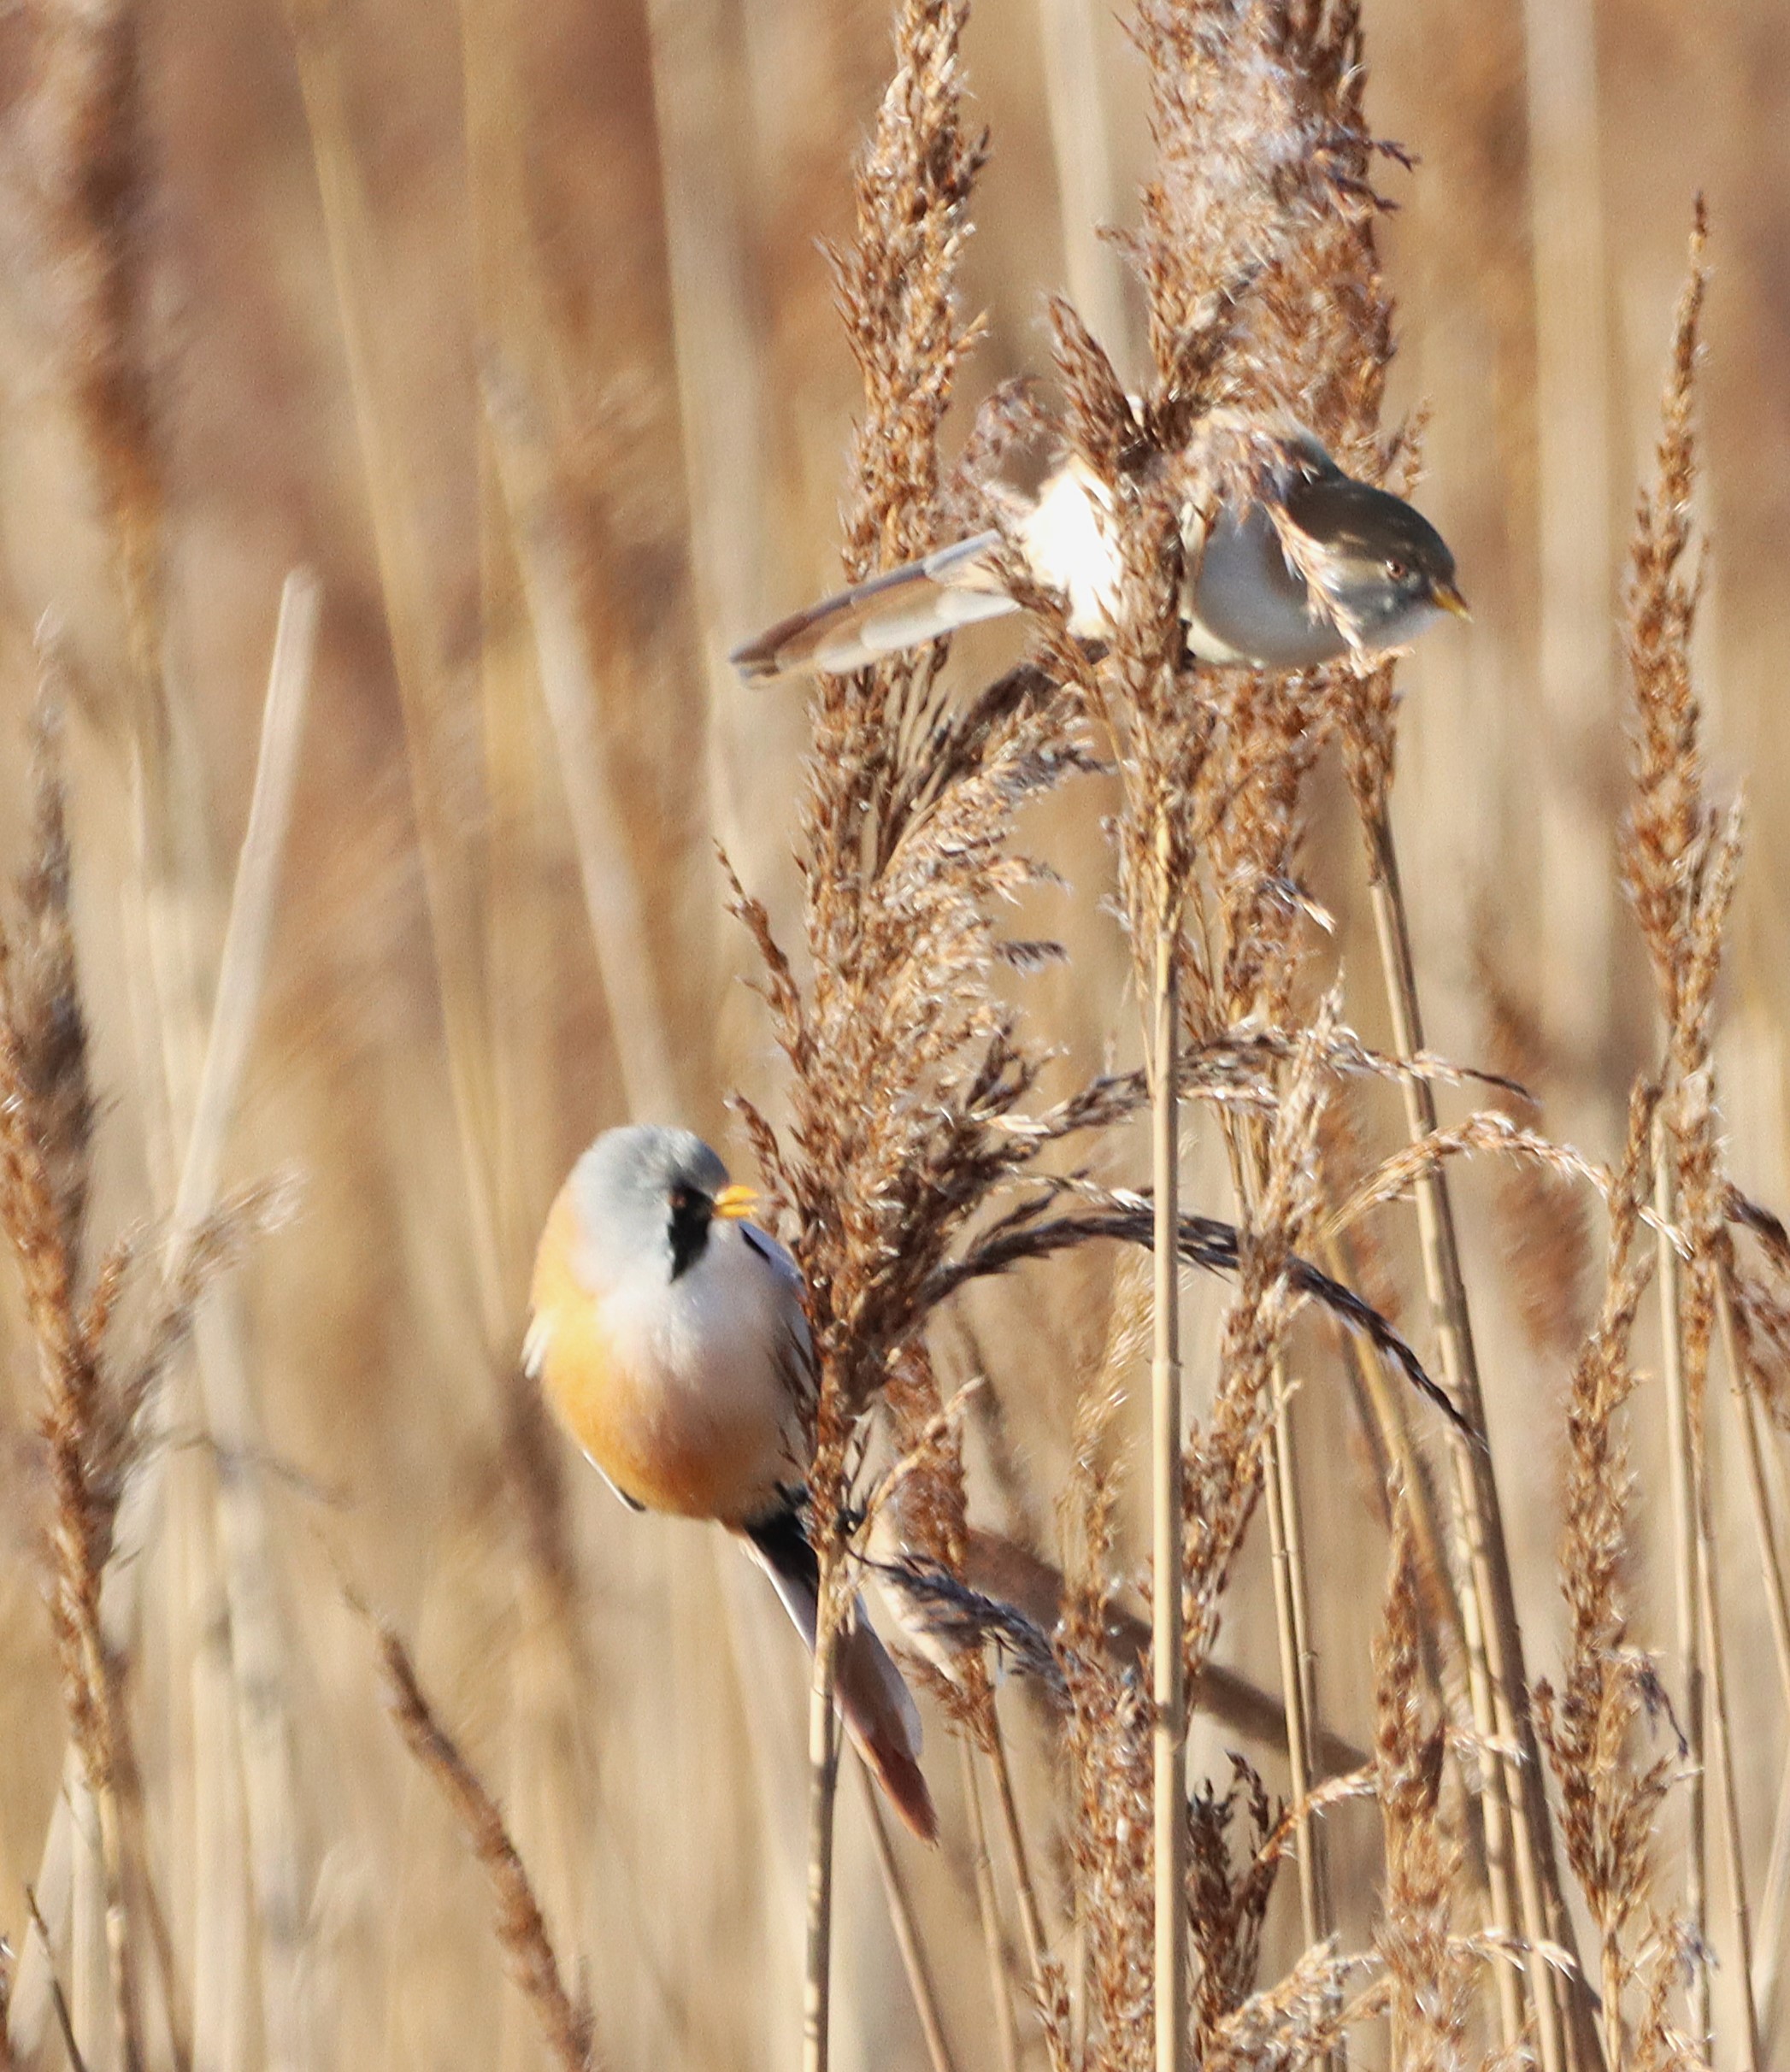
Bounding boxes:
[0,2,1787,2072]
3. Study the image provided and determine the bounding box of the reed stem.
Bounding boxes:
[803,1626,840,2072]
[857,1766,957,2072]
[1262,1407,1323,1955]
[1692,1425,1760,2072]
[1716,1272,1790,1711]
[962,1739,1022,2072]
[1652,1126,1708,2054]
[985,1705,1050,1999]
[1151,899,1186,2072]
[1362,803,1594,2072]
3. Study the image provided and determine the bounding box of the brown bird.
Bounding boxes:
[732,428,1467,683]
[527,1124,936,1840]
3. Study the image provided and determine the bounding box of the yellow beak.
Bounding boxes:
[1432,579,1472,621]
[713,1182,760,1221]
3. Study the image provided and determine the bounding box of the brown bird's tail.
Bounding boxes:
[729,531,1014,684]
[739,1510,938,1844]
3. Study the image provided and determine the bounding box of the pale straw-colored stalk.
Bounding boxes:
[640,0,767,873]
[11,581,317,2071]
[1260,1410,1326,1956]
[287,0,508,1358]
[1206,975,1334,1985]
[1716,1275,1790,1707]
[1220,1080,1330,1968]
[857,1768,957,2072]
[1520,0,1617,1078]
[177,574,319,2072]
[187,1467,250,2072]
[1751,1410,1790,2024]
[803,1637,841,2072]
[984,1706,1050,1999]
[1754,1739,1790,2032]
[960,1738,1022,2072]
[1033,0,1128,359]
[484,375,680,1124]
[1652,1127,1708,2054]
[1151,907,1186,2072]
[1362,805,1593,2072]
[1691,1436,1760,2071]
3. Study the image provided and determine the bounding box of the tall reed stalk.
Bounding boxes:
[1150,909,1186,2072]
[1353,796,1586,2072]
[802,1635,840,2072]
[1654,1127,1708,2051]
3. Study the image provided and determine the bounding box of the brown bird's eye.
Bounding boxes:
[1384,556,1409,582]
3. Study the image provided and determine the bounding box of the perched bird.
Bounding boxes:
[526,1123,938,1841]
[731,428,1467,683]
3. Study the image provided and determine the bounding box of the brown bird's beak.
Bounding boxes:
[1431,578,1472,621]
[713,1183,760,1221]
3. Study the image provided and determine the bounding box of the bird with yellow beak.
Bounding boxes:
[527,1123,935,1840]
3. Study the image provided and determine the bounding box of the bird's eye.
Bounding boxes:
[1384,556,1409,582]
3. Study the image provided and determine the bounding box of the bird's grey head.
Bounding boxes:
[1287,473,1469,650]
[569,1125,733,1288]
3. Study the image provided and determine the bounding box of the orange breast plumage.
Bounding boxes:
[527,1188,805,1523]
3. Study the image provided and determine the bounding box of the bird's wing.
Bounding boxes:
[739,1507,937,1842]
[730,532,1016,684]
[739,1221,819,1458]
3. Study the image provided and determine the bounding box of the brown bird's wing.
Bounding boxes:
[730,532,1015,685]
[739,1509,938,1843]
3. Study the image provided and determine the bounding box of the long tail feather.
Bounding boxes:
[739,1510,938,1843]
[730,532,1015,684]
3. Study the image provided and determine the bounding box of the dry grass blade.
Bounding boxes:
[640,0,768,866]
[371,1611,597,2072]
[855,1768,957,2072]
[173,573,318,1229]
[156,574,316,2072]
[485,368,680,1121]
[961,1737,1024,2072]
[1035,0,1128,354]
[287,0,508,1353]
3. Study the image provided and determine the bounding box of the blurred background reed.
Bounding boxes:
[0,0,1787,2069]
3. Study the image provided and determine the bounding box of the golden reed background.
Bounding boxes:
[0,0,1787,2069]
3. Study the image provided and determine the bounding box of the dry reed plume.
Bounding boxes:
[2,2,1787,2072]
